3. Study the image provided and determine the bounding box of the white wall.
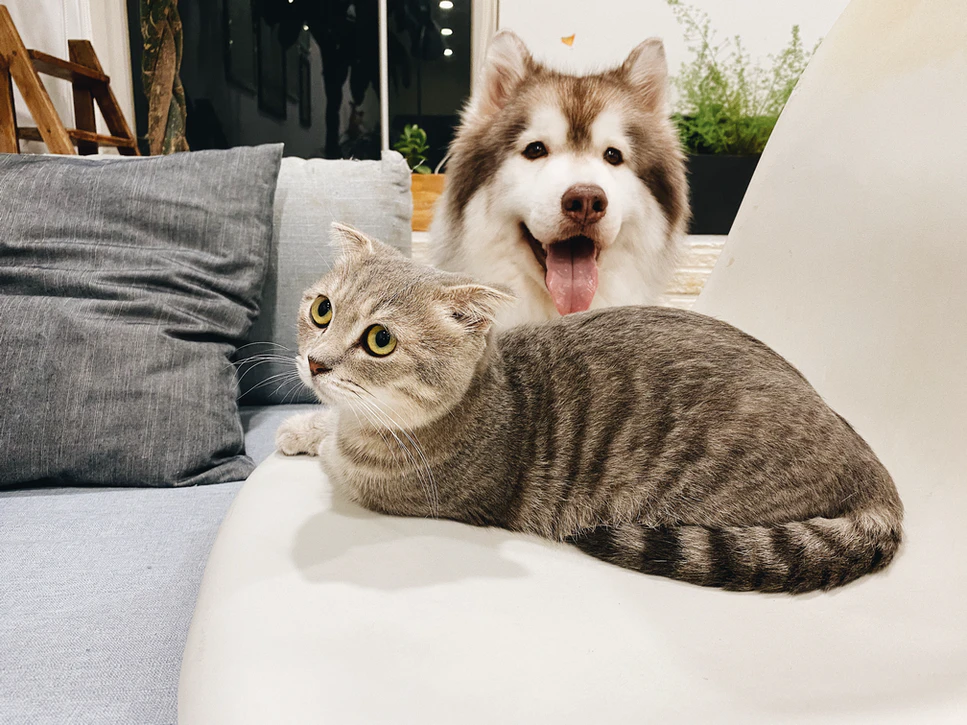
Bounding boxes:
[6,0,135,153]
[498,0,849,81]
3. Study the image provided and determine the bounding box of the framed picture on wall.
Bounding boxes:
[287,44,299,103]
[298,52,311,128]
[224,0,256,93]
[257,17,287,120]
[287,29,311,103]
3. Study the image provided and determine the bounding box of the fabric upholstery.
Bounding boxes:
[236,152,412,405]
[0,146,283,488]
[0,482,243,725]
[0,404,308,725]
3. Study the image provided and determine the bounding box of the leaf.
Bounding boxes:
[394,123,431,171]
[667,0,817,155]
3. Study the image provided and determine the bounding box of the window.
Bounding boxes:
[127,0,483,161]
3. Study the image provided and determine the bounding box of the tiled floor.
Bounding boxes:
[411,232,726,310]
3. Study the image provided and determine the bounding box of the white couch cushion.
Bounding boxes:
[179,0,967,720]
[179,447,962,724]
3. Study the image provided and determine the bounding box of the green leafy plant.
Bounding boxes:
[668,0,818,155]
[393,124,432,174]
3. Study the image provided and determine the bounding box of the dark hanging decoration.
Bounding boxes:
[140,0,189,154]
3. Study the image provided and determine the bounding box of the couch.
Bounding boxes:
[0,151,411,725]
[178,0,967,723]
[8,0,967,720]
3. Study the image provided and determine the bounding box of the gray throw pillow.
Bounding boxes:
[0,145,283,487]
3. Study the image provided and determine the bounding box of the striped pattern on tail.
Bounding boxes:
[567,511,902,593]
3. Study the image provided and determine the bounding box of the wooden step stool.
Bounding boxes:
[0,4,139,155]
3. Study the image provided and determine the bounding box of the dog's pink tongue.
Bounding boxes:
[545,238,598,316]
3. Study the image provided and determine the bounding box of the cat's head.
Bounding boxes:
[295,223,514,428]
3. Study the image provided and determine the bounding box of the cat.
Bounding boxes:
[276,223,903,594]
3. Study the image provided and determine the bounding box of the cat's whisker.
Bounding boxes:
[242,367,299,385]
[280,377,309,404]
[231,356,299,387]
[269,374,304,400]
[234,341,294,353]
[232,354,298,369]
[225,355,274,377]
[230,362,274,394]
[232,362,292,387]
[242,371,302,397]
[234,353,296,363]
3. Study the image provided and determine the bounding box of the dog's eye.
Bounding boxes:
[363,325,397,357]
[604,147,624,166]
[523,141,548,160]
[310,295,332,328]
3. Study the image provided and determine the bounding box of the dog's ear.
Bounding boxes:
[621,38,668,112]
[441,282,516,334]
[469,30,533,120]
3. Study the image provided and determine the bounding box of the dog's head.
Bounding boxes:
[444,31,688,316]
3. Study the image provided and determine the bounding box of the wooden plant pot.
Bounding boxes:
[411,173,446,232]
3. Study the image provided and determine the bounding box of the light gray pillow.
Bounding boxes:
[0,145,283,487]
[236,152,412,405]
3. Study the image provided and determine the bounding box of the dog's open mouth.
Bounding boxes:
[521,223,599,316]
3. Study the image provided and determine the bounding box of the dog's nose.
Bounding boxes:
[562,184,608,225]
[307,357,331,376]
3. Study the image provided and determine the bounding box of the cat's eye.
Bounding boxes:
[310,295,333,328]
[604,147,623,165]
[523,141,548,160]
[363,325,397,356]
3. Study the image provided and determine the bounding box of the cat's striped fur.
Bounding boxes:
[278,225,903,594]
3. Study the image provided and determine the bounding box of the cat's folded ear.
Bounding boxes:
[442,282,516,334]
[329,222,402,258]
[329,222,376,257]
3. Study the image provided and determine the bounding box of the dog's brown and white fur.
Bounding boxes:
[431,31,689,328]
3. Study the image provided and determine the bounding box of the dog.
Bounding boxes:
[430,30,689,329]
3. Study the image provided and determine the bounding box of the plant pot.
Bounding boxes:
[411,173,446,232]
[685,154,761,235]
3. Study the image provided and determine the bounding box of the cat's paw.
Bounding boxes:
[276,411,330,457]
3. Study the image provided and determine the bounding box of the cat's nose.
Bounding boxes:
[307,357,331,376]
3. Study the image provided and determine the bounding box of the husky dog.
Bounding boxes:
[431,30,689,328]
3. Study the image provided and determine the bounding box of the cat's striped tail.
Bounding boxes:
[566,510,902,593]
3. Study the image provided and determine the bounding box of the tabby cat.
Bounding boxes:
[276,224,903,594]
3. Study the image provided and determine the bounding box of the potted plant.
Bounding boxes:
[394,123,445,232]
[668,0,817,234]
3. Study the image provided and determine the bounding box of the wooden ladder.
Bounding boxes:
[0,4,139,155]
